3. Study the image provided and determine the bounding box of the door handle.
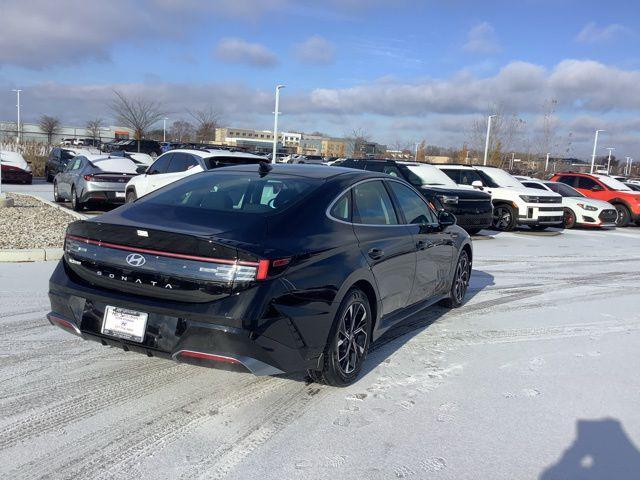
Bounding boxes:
[416,240,434,250]
[368,248,384,260]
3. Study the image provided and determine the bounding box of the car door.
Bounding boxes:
[386,179,455,304]
[59,157,82,197]
[575,176,607,200]
[351,180,416,317]
[143,153,174,195]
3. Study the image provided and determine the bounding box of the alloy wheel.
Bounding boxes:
[453,253,470,303]
[336,302,368,375]
[493,207,511,230]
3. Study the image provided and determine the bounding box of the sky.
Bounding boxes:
[1,0,640,158]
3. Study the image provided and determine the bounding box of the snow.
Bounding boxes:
[1,226,640,479]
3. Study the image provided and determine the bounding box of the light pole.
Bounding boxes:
[629,158,634,176]
[163,117,168,142]
[545,152,550,172]
[272,84,285,163]
[414,142,419,162]
[12,89,22,144]
[590,129,604,174]
[510,152,515,170]
[605,147,615,173]
[483,114,496,166]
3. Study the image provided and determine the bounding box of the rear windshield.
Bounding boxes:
[203,156,263,169]
[143,171,321,214]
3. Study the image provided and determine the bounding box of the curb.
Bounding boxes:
[0,248,63,262]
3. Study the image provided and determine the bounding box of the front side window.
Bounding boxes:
[147,153,173,175]
[352,181,398,225]
[576,176,600,190]
[387,181,437,225]
[166,153,198,173]
[545,182,584,197]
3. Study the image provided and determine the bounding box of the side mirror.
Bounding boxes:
[471,180,484,189]
[136,165,148,174]
[438,210,456,227]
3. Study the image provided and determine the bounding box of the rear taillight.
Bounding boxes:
[83,174,94,181]
[256,258,292,280]
[175,350,240,365]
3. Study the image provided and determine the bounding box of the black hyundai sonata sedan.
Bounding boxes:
[48,163,472,386]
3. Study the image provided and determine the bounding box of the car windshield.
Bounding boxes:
[402,165,458,187]
[142,171,322,214]
[479,168,523,188]
[597,176,633,191]
[545,182,584,198]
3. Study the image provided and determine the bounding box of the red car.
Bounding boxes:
[550,172,640,227]
[1,151,33,184]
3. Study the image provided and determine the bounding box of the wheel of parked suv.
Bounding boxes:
[442,250,471,308]
[492,204,516,231]
[53,182,62,202]
[563,208,576,229]
[71,186,84,211]
[308,288,372,387]
[126,190,137,203]
[614,204,630,227]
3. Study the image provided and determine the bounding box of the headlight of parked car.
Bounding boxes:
[577,203,598,211]
[437,195,459,205]
[519,195,539,203]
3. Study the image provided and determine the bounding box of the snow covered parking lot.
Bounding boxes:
[1,227,640,479]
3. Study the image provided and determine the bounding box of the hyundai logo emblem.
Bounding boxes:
[126,253,146,267]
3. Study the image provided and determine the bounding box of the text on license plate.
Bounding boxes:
[102,306,148,343]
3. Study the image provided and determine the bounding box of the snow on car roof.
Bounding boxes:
[0,150,29,169]
[91,157,139,174]
[171,148,267,159]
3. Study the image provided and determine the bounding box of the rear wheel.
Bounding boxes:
[308,288,371,387]
[442,250,471,308]
[563,208,576,229]
[614,204,630,227]
[53,182,62,202]
[492,204,517,231]
[71,186,84,211]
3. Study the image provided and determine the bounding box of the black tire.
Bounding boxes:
[53,182,62,202]
[492,204,517,231]
[529,225,548,231]
[563,208,576,229]
[614,204,630,227]
[126,190,137,203]
[45,168,53,183]
[71,186,84,211]
[307,288,372,387]
[442,250,471,308]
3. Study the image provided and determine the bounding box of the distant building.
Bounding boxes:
[215,127,301,153]
[0,121,132,143]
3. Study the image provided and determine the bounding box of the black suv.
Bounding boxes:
[337,159,493,234]
[102,139,162,157]
[45,147,89,182]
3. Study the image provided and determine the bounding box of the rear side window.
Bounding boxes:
[555,175,577,187]
[576,177,599,190]
[352,181,398,225]
[387,181,437,225]
[330,191,351,221]
[167,153,198,173]
[144,173,320,214]
[365,162,402,177]
[440,168,459,183]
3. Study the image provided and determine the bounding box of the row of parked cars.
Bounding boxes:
[44,146,640,387]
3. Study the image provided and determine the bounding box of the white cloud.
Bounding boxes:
[463,22,502,54]
[214,38,277,67]
[575,22,633,44]
[294,35,336,65]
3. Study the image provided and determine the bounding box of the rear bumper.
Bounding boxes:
[1,170,32,183]
[47,260,321,375]
[80,187,126,204]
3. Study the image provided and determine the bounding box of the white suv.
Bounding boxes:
[125,149,265,201]
[436,165,563,231]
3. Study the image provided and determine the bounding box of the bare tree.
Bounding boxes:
[110,90,165,151]
[537,99,559,158]
[189,107,221,143]
[170,120,195,142]
[39,115,62,145]
[85,118,103,141]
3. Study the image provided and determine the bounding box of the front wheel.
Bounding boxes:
[308,288,371,387]
[442,250,471,308]
[614,204,630,227]
[492,204,517,231]
[563,208,576,229]
[125,190,137,203]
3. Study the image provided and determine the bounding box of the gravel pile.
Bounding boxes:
[0,193,79,249]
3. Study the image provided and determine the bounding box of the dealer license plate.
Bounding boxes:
[115,192,125,198]
[102,306,148,343]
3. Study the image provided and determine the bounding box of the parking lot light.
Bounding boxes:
[12,89,21,144]
[590,129,605,174]
[606,147,615,173]
[272,85,285,163]
[483,115,496,166]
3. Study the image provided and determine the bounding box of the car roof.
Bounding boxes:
[435,164,476,169]
[167,148,266,159]
[211,163,383,180]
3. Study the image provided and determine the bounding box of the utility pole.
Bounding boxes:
[163,117,168,142]
[272,85,285,163]
[483,114,496,166]
[510,152,515,170]
[625,156,631,176]
[605,147,615,173]
[12,89,22,144]
[590,129,604,174]
[545,152,550,172]
[414,142,419,162]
